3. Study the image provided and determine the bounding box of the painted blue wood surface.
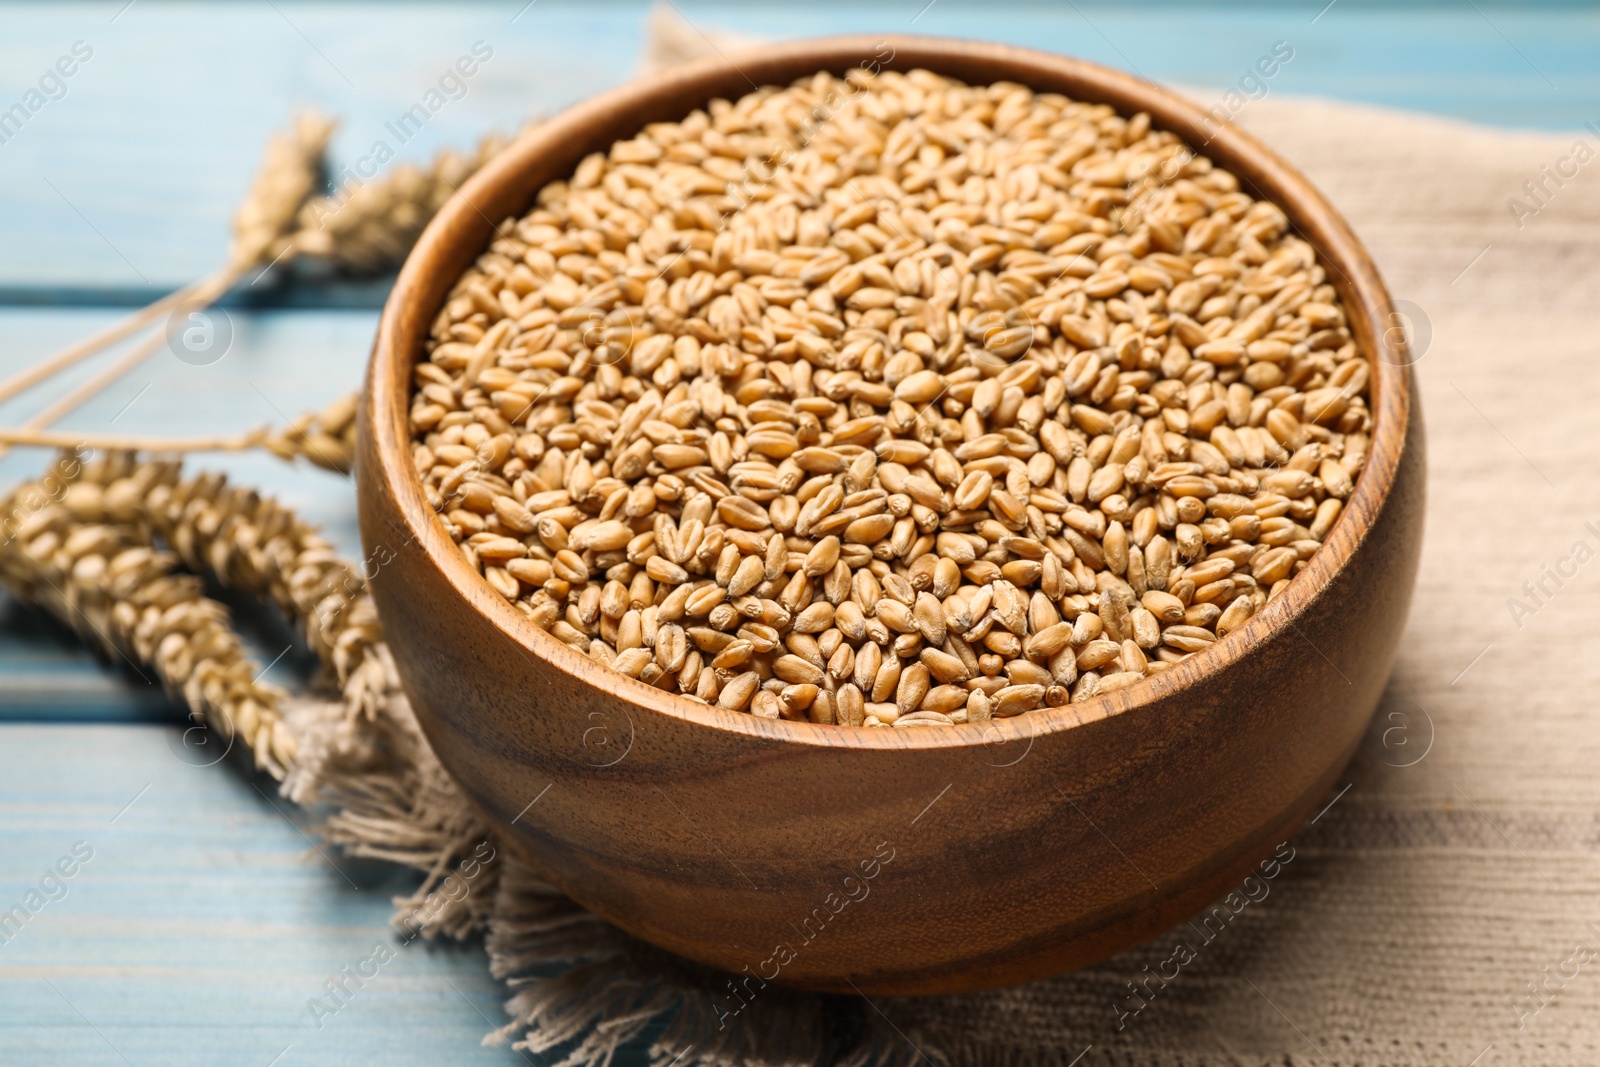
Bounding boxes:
[0,725,529,1067]
[0,4,1585,1064]
[0,2,1595,292]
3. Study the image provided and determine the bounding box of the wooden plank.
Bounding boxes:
[0,724,540,1067]
[0,2,1594,293]
[0,2,647,293]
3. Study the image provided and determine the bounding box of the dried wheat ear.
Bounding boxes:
[412,68,1371,727]
[281,130,517,275]
[0,449,402,776]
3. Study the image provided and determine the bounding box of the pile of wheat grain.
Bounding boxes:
[408,67,1370,727]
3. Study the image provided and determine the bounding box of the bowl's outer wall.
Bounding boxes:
[358,37,1425,995]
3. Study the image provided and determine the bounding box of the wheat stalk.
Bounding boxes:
[0,390,360,475]
[0,277,220,411]
[0,113,336,422]
[0,428,259,453]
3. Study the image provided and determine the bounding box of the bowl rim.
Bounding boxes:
[365,33,1413,752]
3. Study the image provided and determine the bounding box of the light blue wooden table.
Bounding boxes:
[0,3,1591,1063]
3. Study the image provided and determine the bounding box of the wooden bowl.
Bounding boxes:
[358,35,1424,996]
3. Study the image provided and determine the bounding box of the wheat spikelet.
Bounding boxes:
[256,391,359,474]
[0,451,297,775]
[282,130,516,275]
[136,456,390,721]
[0,449,495,937]
[0,443,386,772]
[229,110,339,273]
[0,119,514,463]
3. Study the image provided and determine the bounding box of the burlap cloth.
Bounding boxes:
[638,23,1600,1062]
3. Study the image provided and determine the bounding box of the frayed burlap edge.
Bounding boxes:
[281,663,930,1067]
[284,684,932,1067]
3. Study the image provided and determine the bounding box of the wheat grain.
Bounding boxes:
[409,68,1371,725]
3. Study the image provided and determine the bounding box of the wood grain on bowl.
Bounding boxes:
[358,36,1424,995]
